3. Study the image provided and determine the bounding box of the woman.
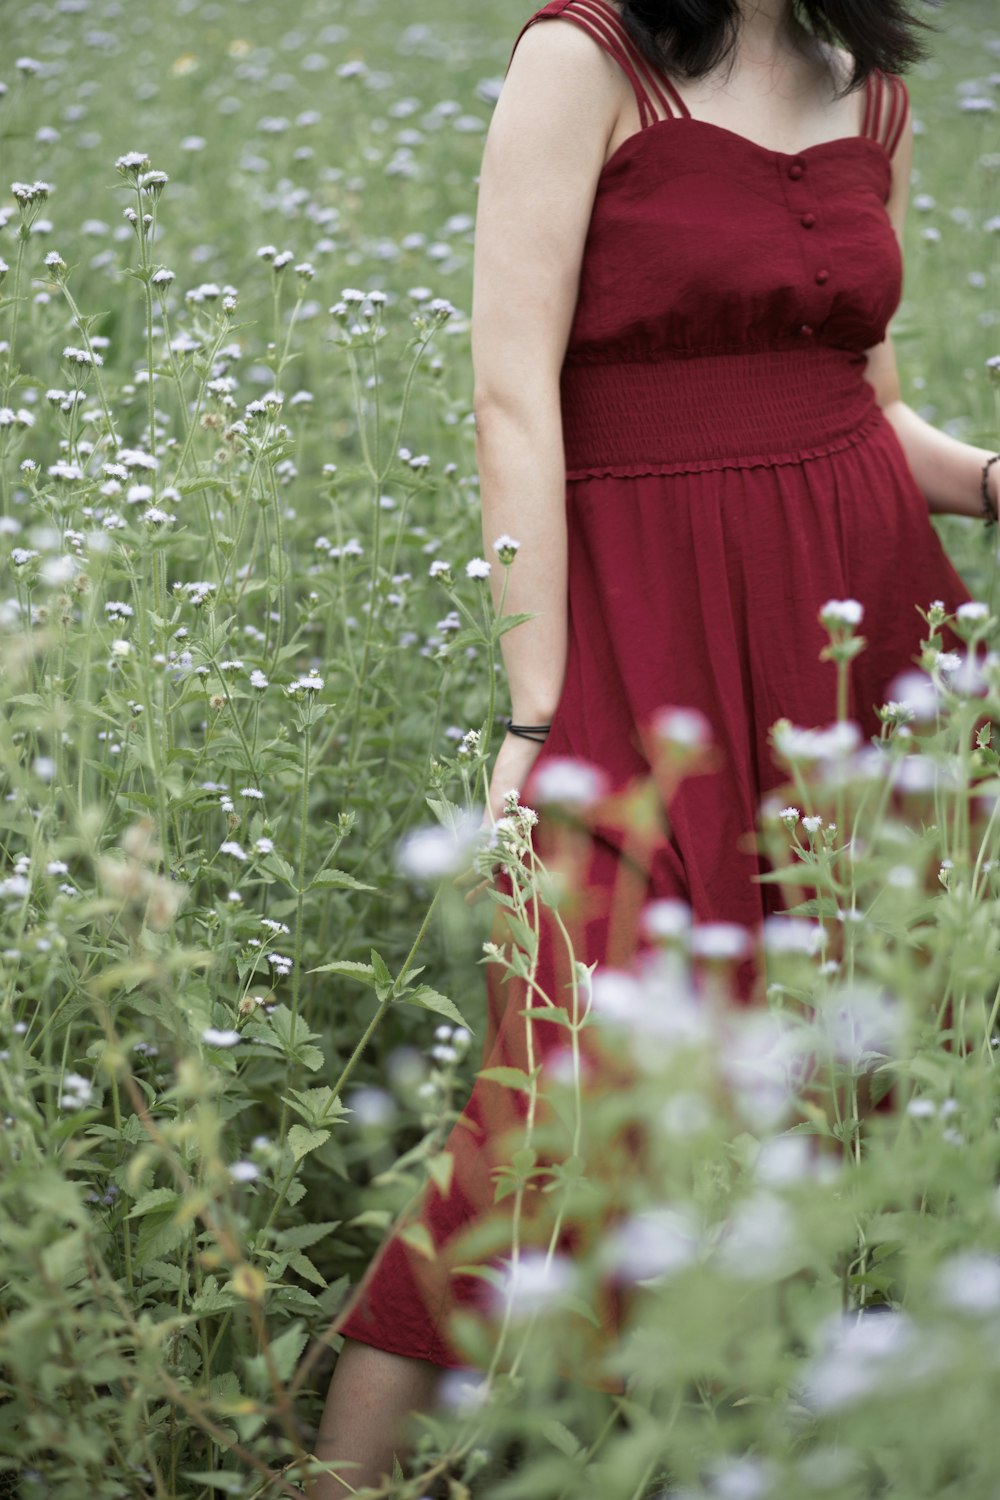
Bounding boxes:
[310,1,999,1492]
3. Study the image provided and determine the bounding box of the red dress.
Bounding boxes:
[336,0,973,1389]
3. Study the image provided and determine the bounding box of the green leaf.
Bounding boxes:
[284,1249,327,1288]
[288,1125,330,1163]
[519,1006,576,1030]
[282,1086,348,1128]
[426,1152,454,1196]
[190,1289,245,1315]
[399,985,473,1032]
[511,1146,537,1175]
[24,1171,88,1227]
[400,1222,437,1259]
[371,949,393,990]
[135,1210,191,1267]
[502,912,540,957]
[309,868,377,893]
[541,1418,582,1458]
[127,1187,180,1219]
[426,795,469,830]
[308,959,376,981]
[243,1320,309,1389]
[180,1473,246,1493]
[275,1220,343,1251]
[495,610,537,637]
[41,1230,87,1287]
[476,1066,537,1093]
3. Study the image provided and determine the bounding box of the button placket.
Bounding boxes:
[782,158,829,339]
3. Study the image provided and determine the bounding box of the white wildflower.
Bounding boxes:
[202,1027,242,1047]
[599,1204,701,1283]
[531,757,608,809]
[229,1160,260,1182]
[491,1250,577,1321]
[819,598,864,628]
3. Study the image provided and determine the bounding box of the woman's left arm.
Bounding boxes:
[861,93,999,522]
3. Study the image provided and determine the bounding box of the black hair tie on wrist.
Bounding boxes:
[983,454,1000,528]
[506,719,551,743]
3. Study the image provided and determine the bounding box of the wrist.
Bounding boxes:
[505,716,552,744]
[983,452,1000,525]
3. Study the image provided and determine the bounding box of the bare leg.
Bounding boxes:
[307,1337,447,1499]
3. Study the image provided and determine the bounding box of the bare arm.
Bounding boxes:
[470,18,623,814]
[862,105,999,520]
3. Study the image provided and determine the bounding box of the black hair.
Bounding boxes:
[617,0,942,96]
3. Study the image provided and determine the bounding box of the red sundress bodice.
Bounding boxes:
[505,0,912,477]
[506,0,909,363]
[565,124,900,361]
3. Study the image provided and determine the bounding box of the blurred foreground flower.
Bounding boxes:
[396,810,484,881]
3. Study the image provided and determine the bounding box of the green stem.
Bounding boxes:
[109,1073,135,1293]
[1,221,29,410]
[288,715,311,1056]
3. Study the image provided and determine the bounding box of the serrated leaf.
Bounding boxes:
[190,1289,246,1315]
[309,868,377,893]
[274,1220,342,1252]
[283,1249,327,1287]
[426,795,468,831]
[306,959,376,981]
[399,985,473,1032]
[495,610,537,637]
[135,1211,191,1267]
[502,912,540,956]
[127,1187,180,1219]
[282,1085,348,1128]
[288,1125,330,1163]
[541,1418,582,1458]
[243,1320,309,1389]
[476,1066,536,1093]
[371,949,393,988]
[519,1006,576,1030]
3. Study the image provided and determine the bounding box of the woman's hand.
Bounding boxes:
[483,730,547,826]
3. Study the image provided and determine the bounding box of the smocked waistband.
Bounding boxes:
[559,347,881,478]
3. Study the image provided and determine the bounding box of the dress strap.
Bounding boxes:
[506,0,690,130]
[861,68,910,158]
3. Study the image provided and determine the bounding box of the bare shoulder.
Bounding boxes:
[499,6,629,168]
[506,4,629,99]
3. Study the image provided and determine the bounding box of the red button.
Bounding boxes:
[814,268,830,284]
[801,212,816,228]
[800,324,814,336]
[788,162,805,180]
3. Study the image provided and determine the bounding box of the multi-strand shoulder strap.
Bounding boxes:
[506,0,690,129]
[861,69,910,158]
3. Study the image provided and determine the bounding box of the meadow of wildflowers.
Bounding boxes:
[0,0,999,1495]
